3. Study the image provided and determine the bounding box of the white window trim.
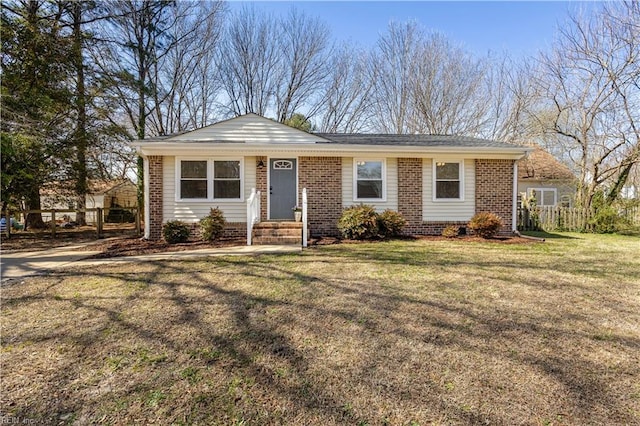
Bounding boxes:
[353,158,387,202]
[432,159,465,202]
[175,157,244,202]
[528,187,557,207]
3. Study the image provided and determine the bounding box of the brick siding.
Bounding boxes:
[256,156,268,221]
[397,158,423,234]
[187,222,246,239]
[299,157,342,237]
[148,156,163,240]
[475,159,515,235]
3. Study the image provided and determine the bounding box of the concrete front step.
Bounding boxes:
[252,236,302,245]
[252,221,303,245]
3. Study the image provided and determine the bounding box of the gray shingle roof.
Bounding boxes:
[315,133,519,148]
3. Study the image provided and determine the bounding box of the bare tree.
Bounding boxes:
[532,1,640,214]
[480,54,538,143]
[317,44,374,133]
[274,8,330,123]
[148,1,226,135]
[411,33,488,135]
[369,21,422,134]
[217,6,280,117]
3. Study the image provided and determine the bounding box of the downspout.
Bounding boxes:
[512,161,518,233]
[143,155,150,239]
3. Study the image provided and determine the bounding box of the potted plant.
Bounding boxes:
[292,205,302,222]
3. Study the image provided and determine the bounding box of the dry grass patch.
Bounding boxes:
[1,233,639,425]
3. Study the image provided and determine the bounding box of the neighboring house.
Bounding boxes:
[132,114,531,243]
[40,179,137,223]
[517,146,576,207]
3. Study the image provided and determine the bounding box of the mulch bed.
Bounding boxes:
[2,233,538,259]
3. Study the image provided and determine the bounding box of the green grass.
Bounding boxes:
[1,233,639,425]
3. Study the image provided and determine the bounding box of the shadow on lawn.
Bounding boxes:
[2,255,639,424]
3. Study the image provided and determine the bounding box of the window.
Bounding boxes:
[355,159,385,200]
[213,160,241,199]
[180,160,208,199]
[434,161,462,200]
[529,188,556,206]
[178,158,243,201]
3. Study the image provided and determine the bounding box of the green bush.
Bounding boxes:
[378,209,407,237]
[589,206,626,234]
[442,225,459,238]
[337,205,380,240]
[468,212,503,239]
[162,220,190,244]
[200,208,226,241]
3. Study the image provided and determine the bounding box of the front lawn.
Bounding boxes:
[1,233,639,425]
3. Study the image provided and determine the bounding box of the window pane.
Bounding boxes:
[543,191,555,206]
[436,181,460,199]
[357,161,382,180]
[436,162,459,180]
[181,161,207,179]
[181,180,207,199]
[214,161,240,179]
[357,180,383,199]
[214,180,240,199]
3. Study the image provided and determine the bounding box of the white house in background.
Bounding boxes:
[132,113,531,244]
[40,179,137,223]
[517,146,577,207]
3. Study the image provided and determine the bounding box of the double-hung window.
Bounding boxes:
[434,160,463,200]
[528,188,556,206]
[354,159,385,200]
[178,158,242,201]
[180,160,208,199]
[213,160,241,199]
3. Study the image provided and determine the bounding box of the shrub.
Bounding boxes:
[442,225,459,238]
[337,205,380,240]
[589,206,626,234]
[200,208,226,241]
[162,220,190,244]
[378,209,407,237]
[468,212,503,238]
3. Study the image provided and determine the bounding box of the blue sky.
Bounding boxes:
[229,1,594,58]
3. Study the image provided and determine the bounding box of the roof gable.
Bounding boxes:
[162,113,328,144]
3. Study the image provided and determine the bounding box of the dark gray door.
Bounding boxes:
[270,158,297,220]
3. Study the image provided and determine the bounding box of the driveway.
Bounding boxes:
[1,244,301,282]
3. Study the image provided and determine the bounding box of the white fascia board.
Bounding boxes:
[133,142,532,160]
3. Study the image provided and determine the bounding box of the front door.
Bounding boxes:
[269,158,297,220]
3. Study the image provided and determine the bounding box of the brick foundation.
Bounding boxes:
[299,157,342,237]
[186,222,246,239]
[148,156,163,240]
[475,159,514,235]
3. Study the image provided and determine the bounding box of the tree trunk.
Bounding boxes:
[25,186,45,229]
[73,3,88,226]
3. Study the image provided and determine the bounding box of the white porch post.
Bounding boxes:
[143,155,150,239]
[512,161,518,232]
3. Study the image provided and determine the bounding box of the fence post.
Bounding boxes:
[97,207,103,238]
[51,210,56,237]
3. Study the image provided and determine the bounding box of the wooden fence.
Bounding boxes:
[2,207,141,239]
[518,205,640,232]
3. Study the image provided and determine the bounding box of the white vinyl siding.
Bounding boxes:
[343,157,398,211]
[423,158,475,221]
[164,156,256,223]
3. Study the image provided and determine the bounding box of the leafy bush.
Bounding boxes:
[468,212,503,238]
[337,205,380,240]
[200,208,226,241]
[442,225,459,238]
[378,209,407,237]
[162,220,190,244]
[589,206,626,234]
